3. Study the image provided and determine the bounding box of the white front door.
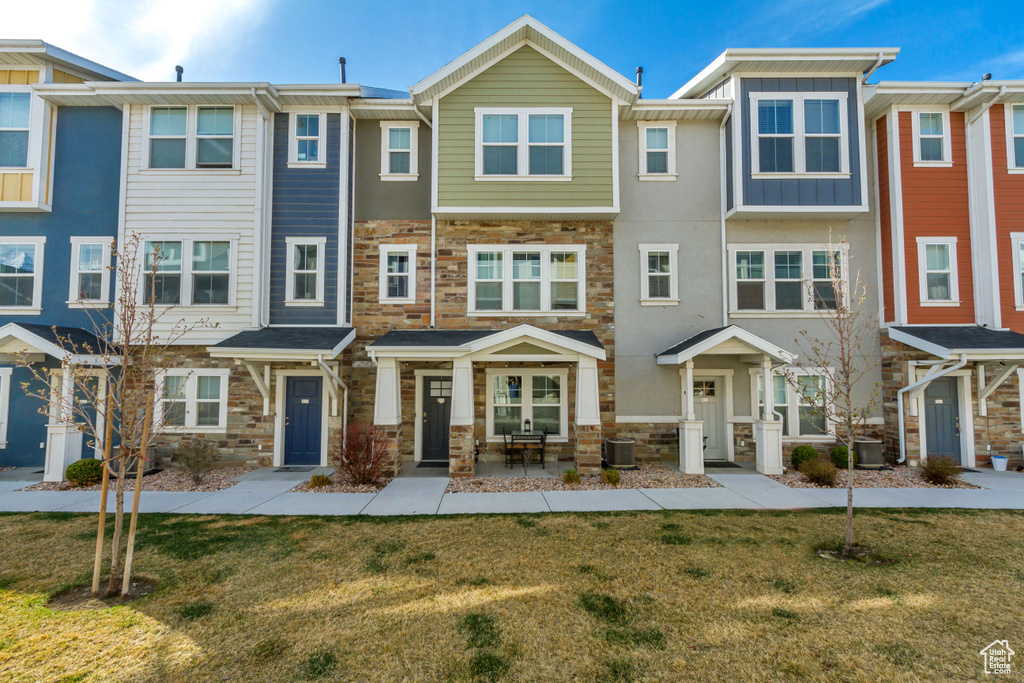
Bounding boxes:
[694,378,725,460]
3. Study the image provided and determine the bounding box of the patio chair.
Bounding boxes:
[502,430,526,469]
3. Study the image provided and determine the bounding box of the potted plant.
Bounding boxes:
[991,453,1009,472]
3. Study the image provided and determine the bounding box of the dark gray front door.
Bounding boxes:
[924,377,961,463]
[284,376,322,465]
[422,376,452,461]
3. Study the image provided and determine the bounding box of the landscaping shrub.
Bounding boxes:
[829,445,856,469]
[799,457,838,487]
[562,468,580,485]
[789,444,818,470]
[919,455,962,486]
[600,468,621,486]
[177,440,218,485]
[308,474,331,489]
[332,423,389,486]
[65,458,103,487]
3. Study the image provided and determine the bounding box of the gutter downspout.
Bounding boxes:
[862,51,885,83]
[251,88,271,327]
[430,215,436,327]
[720,103,733,327]
[897,354,967,463]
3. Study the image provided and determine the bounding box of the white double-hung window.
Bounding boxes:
[156,369,230,432]
[285,236,327,305]
[143,238,234,306]
[1011,233,1024,308]
[0,92,31,168]
[475,108,572,179]
[911,109,952,167]
[639,244,678,304]
[1008,105,1024,171]
[916,237,959,304]
[69,237,112,306]
[486,369,568,439]
[751,93,849,175]
[468,245,584,314]
[146,105,238,170]
[378,244,417,303]
[0,237,44,313]
[729,244,846,314]
[754,369,831,438]
[289,113,326,167]
[380,121,419,179]
[638,121,676,179]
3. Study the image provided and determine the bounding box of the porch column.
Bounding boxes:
[44,366,84,483]
[678,359,704,474]
[755,355,783,474]
[574,356,602,475]
[373,357,402,476]
[449,356,475,477]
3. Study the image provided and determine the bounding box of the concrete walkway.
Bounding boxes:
[0,465,1021,516]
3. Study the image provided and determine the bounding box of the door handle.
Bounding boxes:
[284,417,290,427]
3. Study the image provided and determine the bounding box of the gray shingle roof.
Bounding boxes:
[14,323,109,352]
[367,328,604,349]
[656,326,731,358]
[212,327,354,350]
[891,326,1024,351]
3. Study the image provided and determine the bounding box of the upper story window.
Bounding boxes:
[146,105,238,170]
[0,92,30,168]
[68,237,112,307]
[750,93,849,176]
[638,122,677,180]
[379,121,419,180]
[378,244,417,304]
[0,237,44,313]
[911,110,952,167]
[468,245,585,315]
[1008,105,1024,171]
[285,237,327,306]
[474,108,572,180]
[289,113,324,166]
[156,368,229,432]
[729,244,846,315]
[143,238,234,306]
[639,244,679,305]
[916,237,959,305]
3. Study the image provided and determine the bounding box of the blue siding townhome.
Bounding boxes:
[0,42,132,478]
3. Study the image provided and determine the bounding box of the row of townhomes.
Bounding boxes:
[1,17,1022,482]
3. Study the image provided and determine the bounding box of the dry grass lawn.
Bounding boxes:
[0,509,1022,682]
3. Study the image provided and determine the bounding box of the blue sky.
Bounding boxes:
[8,0,1024,95]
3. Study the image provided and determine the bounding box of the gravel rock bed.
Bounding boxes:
[22,466,256,493]
[769,466,979,489]
[446,461,719,493]
[292,475,392,494]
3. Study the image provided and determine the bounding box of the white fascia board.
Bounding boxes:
[657,327,795,365]
[463,324,606,359]
[330,328,357,357]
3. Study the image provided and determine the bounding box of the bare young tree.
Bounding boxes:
[16,232,213,595]
[786,234,880,558]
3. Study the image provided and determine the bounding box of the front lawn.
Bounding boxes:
[0,509,1020,681]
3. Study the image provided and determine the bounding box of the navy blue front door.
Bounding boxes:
[284,377,322,465]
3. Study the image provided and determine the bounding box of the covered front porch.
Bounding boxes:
[366,324,606,477]
[657,326,796,476]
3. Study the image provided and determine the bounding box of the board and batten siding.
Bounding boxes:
[436,46,614,208]
[123,104,260,344]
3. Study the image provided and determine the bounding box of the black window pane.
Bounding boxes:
[387,275,408,299]
[736,282,765,310]
[196,138,233,167]
[192,274,229,304]
[294,273,316,300]
[814,282,837,310]
[648,274,670,298]
[775,281,803,310]
[528,146,563,175]
[0,131,29,168]
[475,282,502,310]
[512,281,540,310]
[550,282,577,310]
[150,138,185,169]
[483,146,517,175]
[146,274,180,304]
[0,276,32,306]
[78,273,103,300]
[919,137,943,162]
[1014,138,1024,168]
[805,137,840,173]
[759,137,793,172]
[390,151,410,174]
[646,150,668,173]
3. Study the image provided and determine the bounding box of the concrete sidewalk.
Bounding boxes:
[0,466,1021,516]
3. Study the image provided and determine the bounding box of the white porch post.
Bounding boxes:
[755,354,783,474]
[449,356,475,476]
[373,356,401,426]
[450,357,474,426]
[575,356,601,426]
[44,366,84,483]
[679,359,704,475]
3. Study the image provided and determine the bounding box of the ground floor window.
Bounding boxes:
[486,369,568,439]
[155,368,229,432]
[753,368,831,438]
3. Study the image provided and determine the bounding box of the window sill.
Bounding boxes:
[913,161,953,168]
[782,435,836,443]
[485,436,568,444]
[159,428,228,434]
[1008,168,1024,175]
[729,310,837,319]
[639,298,679,306]
[0,166,31,173]
[380,174,419,182]
[288,162,328,170]
[751,172,851,180]
[638,173,678,182]
[919,300,960,307]
[468,311,586,318]
[284,300,325,308]
[0,307,41,315]
[67,300,111,310]
[139,168,242,175]
[150,304,240,312]
[379,298,416,305]
[473,175,573,182]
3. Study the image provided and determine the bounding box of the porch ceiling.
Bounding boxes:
[656,325,794,366]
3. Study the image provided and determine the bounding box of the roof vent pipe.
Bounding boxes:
[982,73,992,81]
[175,65,183,82]
[339,57,347,84]
[636,66,643,97]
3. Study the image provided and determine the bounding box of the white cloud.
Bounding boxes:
[740,0,891,43]
[3,0,275,80]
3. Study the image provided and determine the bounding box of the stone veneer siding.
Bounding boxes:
[347,219,615,474]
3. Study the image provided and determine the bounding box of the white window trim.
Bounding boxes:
[1007,104,1024,173]
[378,244,417,304]
[1012,233,1024,310]
[379,121,419,181]
[727,243,849,317]
[154,368,230,433]
[749,92,850,178]
[141,105,242,172]
[0,366,12,448]
[916,237,960,305]
[139,235,239,309]
[749,366,835,440]
[467,244,586,316]
[484,367,569,442]
[67,237,112,308]
[639,243,679,305]
[473,107,573,181]
[910,108,953,168]
[1019,368,1024,430]
[0,236,45,314]
[284,236,327,306]
[288,112,327,169]
[637,121,677,180]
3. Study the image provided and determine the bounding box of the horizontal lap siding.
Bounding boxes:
[898,111,975,324]
[269,112,340,325]
[991,105,1024,331]
[124,105,259,343]
[876,115,895,322]
[436,46,614,208]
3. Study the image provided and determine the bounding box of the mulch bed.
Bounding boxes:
[770,466,979,489]
[446,460,720,493]
[47,576,158,610]
[292,474,393,494]
[22,466,256,493]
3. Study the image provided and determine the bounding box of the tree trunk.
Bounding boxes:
[121,402,152,596]
[843,418,855,558]
[106,448,128,595]
[91,393,115,596]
